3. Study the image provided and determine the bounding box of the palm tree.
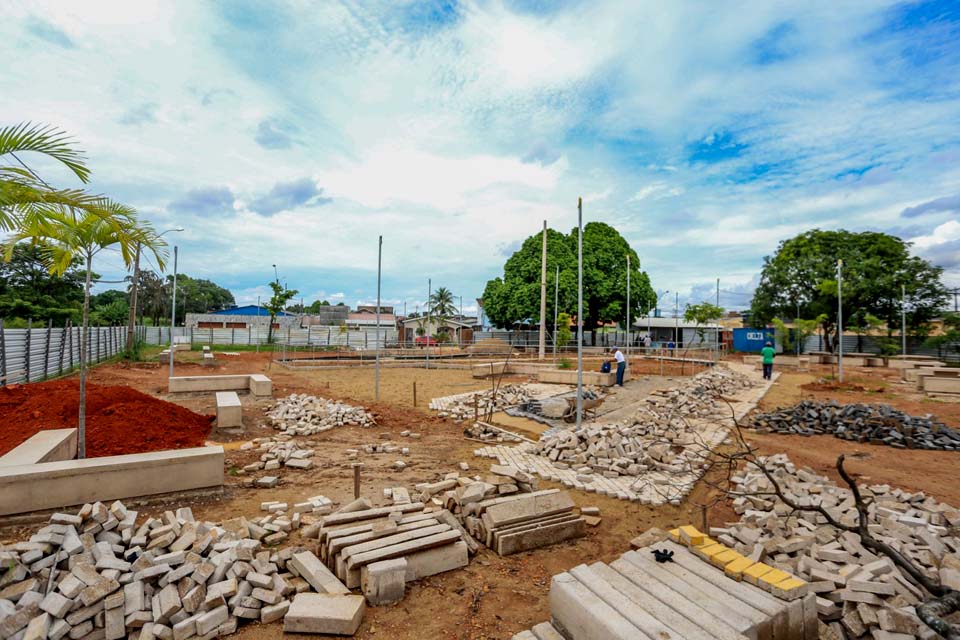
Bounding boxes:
[4,203,167,458]
[0,122,95,232]
[429,286,457,340]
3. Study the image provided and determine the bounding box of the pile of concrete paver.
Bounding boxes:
[749,400,960,451]
[529,368,755,481]
[0,498,352,640]
[714,454,960,639]
[643,366,755,420]
[404,465,586,556]
[238,437,316,474]
[266,394,375,434]
[429,384,536,420]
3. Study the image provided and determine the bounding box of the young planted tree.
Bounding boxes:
[4,204,166,458]
[556,312,572,349]
[265,280,298,343]
[0,122,96,232]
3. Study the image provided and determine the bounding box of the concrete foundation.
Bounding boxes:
[538,369,623,386]
[215,392,242,429]
[923,375,960,395]
[0,429,78,467]
[0,446,224,516]
[168,374,272,396]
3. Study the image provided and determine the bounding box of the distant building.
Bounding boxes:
[185,305,296,330]
[399,316,478,344]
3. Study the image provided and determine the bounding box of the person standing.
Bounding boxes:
[613,346,626,386]
[761,341,776,380]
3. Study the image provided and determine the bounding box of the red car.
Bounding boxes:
[414,336,438,347]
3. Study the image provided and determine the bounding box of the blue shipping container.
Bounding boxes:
[733,328,775,352]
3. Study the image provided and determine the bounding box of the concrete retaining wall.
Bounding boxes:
[0,446,224,516]
[0,429,78,467]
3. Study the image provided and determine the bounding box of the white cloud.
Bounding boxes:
[911,220,960,249]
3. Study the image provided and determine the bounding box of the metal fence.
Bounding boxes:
[0,320,128,386]
[800,334,959,363]
[138,326,399,349]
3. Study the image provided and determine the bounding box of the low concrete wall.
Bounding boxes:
[0,446,224,516]
[924,376,960,394]
[538,369,621,386]
[168,374,271,396]
[0,429,78,467]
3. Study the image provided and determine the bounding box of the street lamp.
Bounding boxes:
[161,228,185,380]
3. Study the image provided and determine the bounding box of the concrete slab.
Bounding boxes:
[550,572,647,640]
[215,392,242,429]
[402,541,468,581]
[0,446,223,516]
[0,429,77,467]
[496,518,586,556]
[283,593,364,635]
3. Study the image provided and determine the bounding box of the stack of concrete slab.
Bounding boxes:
[511,532,817,640]
[303,501,469,604]
[266,394,375,435]
[716,454,960,638]
[0,500,351,640]
[407,466,586,556]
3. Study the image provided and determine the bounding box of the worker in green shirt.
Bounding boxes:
[761,341,775,380]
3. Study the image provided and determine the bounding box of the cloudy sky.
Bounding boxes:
[3,0,959,315]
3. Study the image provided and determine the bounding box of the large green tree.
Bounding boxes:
[482,223,655,343]
[167,274,235,325]
[750,229,948,351]
[0,243,85,324]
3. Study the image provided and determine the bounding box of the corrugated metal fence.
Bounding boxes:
[801,334,959,363]
[138,326,398,349]
[0,320,128,385]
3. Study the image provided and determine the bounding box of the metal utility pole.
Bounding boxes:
[426,278,431,370]
[553,264,559,359]
[626,253,631,363]
[169,245,178,379]
[674,291,679,346]
[539,220,547,360]
[256,295,260,353]
[375,235,382,401]
[576,198,583,429]
[796,300,800,357]
[837,259,844,383]
[716,278,719,307]
[901,284,907,356]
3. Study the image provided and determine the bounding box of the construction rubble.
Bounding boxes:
[266,394,375,435]
[712,453,960,639]
[750,400,960,451]
[0,498,362,640]
[643,365,755,420]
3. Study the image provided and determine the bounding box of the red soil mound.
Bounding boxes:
[0,379,213,458]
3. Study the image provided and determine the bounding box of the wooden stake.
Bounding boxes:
[352,463,363,499]
[700,504,708,532]
[413,381,417,407]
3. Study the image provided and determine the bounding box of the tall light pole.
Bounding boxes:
[538,220,547,361]
[273,264,279,283]
[130,227,182,352]
[901,284,907,356]
[553,264,559,359]
[169,245,179,379]
[375,236,382,401]
[576,198,583,429]
[426,278,431,370]
[674,291,679,346]
[837,259,844,383]
[626,253,631,364]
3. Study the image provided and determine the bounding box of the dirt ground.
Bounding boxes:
[4,352,960,639]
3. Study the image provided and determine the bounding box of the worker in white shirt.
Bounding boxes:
[612,346,626,386]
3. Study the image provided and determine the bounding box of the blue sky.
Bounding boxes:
[3,0,960,314]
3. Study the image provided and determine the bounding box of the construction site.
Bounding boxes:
[0,337,958,640]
